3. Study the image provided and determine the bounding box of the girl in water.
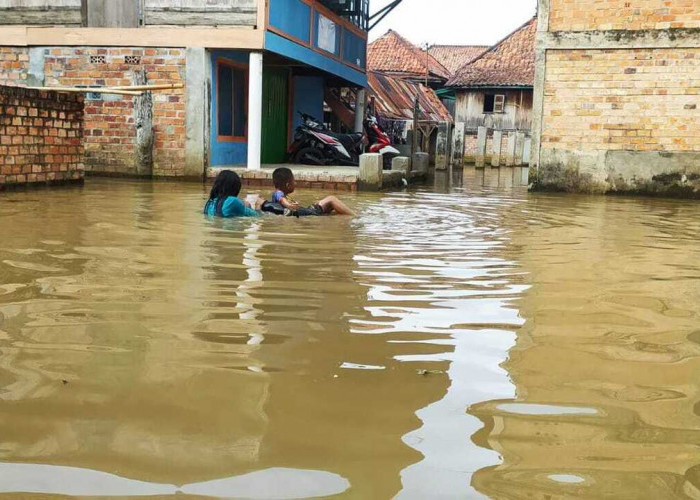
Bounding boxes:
[204,170,263,217]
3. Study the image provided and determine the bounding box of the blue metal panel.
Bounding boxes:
[292,75,325,132]
[265,32,367,87]
[210,50,249,166]
[343,29,366,68]
[269,0,311,44]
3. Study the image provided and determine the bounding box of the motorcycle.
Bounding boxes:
[364,115,400,170]
[288,113,401,169]
[288,113,365,166]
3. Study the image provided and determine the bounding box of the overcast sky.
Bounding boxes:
[369,0,538,46]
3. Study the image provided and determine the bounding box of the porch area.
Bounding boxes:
[208,165,359,191]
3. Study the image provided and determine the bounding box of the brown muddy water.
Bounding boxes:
[0,173,699,499]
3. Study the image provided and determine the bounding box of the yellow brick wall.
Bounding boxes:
[542,48,700,153]
[549,0,700,31]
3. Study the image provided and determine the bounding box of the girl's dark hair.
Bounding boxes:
[204,170,242,216]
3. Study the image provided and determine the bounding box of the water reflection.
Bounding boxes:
[350,190,528,498]
[0,179,699,498]
[0,462,349,498]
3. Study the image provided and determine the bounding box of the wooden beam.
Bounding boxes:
[28,86,143,96]
[0,26,264,49]
[109,83,184,91]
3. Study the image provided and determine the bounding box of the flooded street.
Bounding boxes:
[0,175,699,499]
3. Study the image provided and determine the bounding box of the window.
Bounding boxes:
[484,94,506,114]
[217,61,247,141]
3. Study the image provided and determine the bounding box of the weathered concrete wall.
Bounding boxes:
[533,0,700,197]
[0,85,84,189]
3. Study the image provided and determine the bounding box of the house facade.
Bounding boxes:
[532,0,700,196]
[447,18,536,134]
[0,0,369,179]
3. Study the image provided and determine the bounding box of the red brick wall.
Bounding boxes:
[549,0,700,31]
[0,47,29,87]
[44,47,186,177]
[0,85,84,188]
[463,132,510,164]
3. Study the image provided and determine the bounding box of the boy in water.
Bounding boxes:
[271,167,355,216]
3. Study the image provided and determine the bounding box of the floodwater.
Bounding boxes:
[0,171,699,499]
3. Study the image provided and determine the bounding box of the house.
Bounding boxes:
[366,29,453,157]
[0,0,370,179]
[532,0,700,197]
[367,30,450,89]
[447,17,537,134]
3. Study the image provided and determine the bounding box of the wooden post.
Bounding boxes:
[133,69,154,177]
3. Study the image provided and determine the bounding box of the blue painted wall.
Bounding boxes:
[265,32,367,87]
[210,50,249,166]
[269,0,311,43]
[292,75,325,133]
[343,30,366,68]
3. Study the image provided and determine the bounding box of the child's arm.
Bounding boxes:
[227,197,260,217]
[278,196,301,210]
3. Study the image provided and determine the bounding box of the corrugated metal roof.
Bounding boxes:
[368,71,452,123]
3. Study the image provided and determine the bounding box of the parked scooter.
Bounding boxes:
[288,113,400,169]
[288,113,365,166]
[364,115,400,169]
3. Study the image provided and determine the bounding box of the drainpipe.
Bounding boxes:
[354,88,366,133]
[247,51,263,171]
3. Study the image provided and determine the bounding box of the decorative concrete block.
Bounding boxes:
[392,156,411,173]
[515,131,526,165]
[475,126,488,167]
[435,121,451,171]
[505,132,517,166]
[523,137,532,165]
[412,152,429,174]
[358,153,383,190]
[492,130,503,167]
[451,122,465,167]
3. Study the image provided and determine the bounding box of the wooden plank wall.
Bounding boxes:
[87,0,140,27]
[455,90,534,132]
[0,0,83,25]
[144,0,257,27]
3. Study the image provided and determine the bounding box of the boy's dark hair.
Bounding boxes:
[272,167,294,190]
[205,169,242,216]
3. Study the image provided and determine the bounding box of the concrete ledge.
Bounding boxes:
[535,149,700,198]
[209,165,359,191]
[0,177,84,191]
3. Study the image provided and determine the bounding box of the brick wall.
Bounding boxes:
[0,47,29,87]
[43,47,186,177]
[0,85,84,188]
[464,132,512,164]
[549,0,700,31]
[542,49,700,153]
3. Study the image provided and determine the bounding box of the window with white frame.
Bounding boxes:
[483,94,506,113]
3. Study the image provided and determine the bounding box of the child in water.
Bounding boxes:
[204,170,263,217]
[271,167,355,216]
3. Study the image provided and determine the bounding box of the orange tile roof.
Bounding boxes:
[369,71,452,123]
[429,45,489,75]
[447,17,537,88]
[368,30,451,82]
